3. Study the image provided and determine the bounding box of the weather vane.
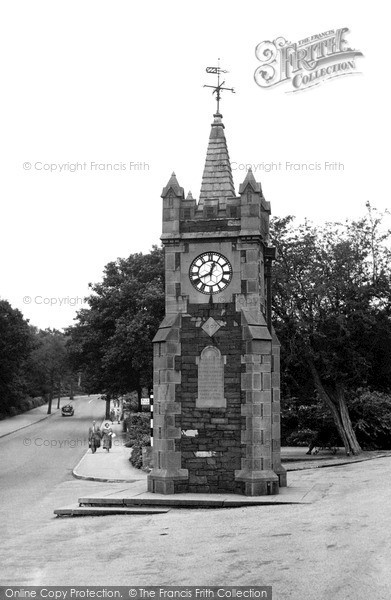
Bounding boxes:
[203,58,235,113]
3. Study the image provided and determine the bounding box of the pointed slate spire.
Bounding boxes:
[199,113,236,206]
[238,167,262,194]
[161,172,184,198]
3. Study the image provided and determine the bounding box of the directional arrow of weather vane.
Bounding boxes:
[204,60,235,112]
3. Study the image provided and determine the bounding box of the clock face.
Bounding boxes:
[189,252,233,294]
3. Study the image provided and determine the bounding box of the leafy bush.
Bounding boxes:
[283,389,391,450]
[282,398,340,447]
[286,429,316,447]
[8,406,20,417]
[18,398,35,412]
[348,389,391,450]
[125,412,150,445]
[281,397,300,444]
[125,413,151,469]
[122,392,139,413]
[129,434,151,469]
[0,395,47,421]
[129,445,143,469]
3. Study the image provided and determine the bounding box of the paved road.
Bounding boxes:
[1,399,390,599]
[0,395,104,539]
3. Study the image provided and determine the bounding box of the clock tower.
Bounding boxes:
[148,111,287,496]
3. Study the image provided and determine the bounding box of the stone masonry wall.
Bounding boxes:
[173,302,245,494]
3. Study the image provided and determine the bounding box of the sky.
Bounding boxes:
[0,1,389,331]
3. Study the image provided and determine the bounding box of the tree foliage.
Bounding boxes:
[0,300,35,411]
[26,328,72,413]
[271,204,391,454]
[0,300,74,416]
[67,246,164,398]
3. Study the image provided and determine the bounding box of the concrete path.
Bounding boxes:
[0,400,66,438]
[72,420,145,483]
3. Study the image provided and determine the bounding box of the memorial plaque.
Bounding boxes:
[196,346,226,408]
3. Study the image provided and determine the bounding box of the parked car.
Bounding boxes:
[61,404,74,417]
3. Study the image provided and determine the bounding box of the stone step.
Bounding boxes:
[79,496,226,508]
[77,495,301,508]
[54,504,170,517]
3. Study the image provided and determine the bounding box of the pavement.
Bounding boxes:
[72,420,143,483]
[0,399,68,439]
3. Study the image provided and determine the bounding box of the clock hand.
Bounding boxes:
[199,263,215,281]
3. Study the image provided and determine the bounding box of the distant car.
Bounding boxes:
[61,404,74,417]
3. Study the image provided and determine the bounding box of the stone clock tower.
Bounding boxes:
[148,111,287,496]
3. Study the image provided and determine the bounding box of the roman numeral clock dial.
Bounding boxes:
[189,252,233,294]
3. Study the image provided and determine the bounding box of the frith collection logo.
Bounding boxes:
[254,27,363,92]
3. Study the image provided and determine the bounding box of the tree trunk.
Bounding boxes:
[57,379,61,409]
[307,359,362,455]
[136,381,142,413]
[105,396,111,420]
[47,391,53,415]
[47,375,54,414]
[337,388,362,455]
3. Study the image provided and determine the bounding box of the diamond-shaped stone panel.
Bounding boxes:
[202,317,221,337]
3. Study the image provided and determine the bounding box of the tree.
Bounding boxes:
[0,300,34,413]
[27,329,71,414]
[271,205,391,455]
[67,246,165,404]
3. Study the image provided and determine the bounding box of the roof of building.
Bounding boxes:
[161,172,184,198]
[198,112,236,206]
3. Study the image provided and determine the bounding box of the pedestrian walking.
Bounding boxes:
[88,420,101,454]
[101,421,114,452]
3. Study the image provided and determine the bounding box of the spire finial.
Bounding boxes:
[203,59,235,113]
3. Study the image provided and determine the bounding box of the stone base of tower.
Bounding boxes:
[274,464,288,488]
[235,469,279,496]
[148,470,285,497]
[147,469,189,495]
